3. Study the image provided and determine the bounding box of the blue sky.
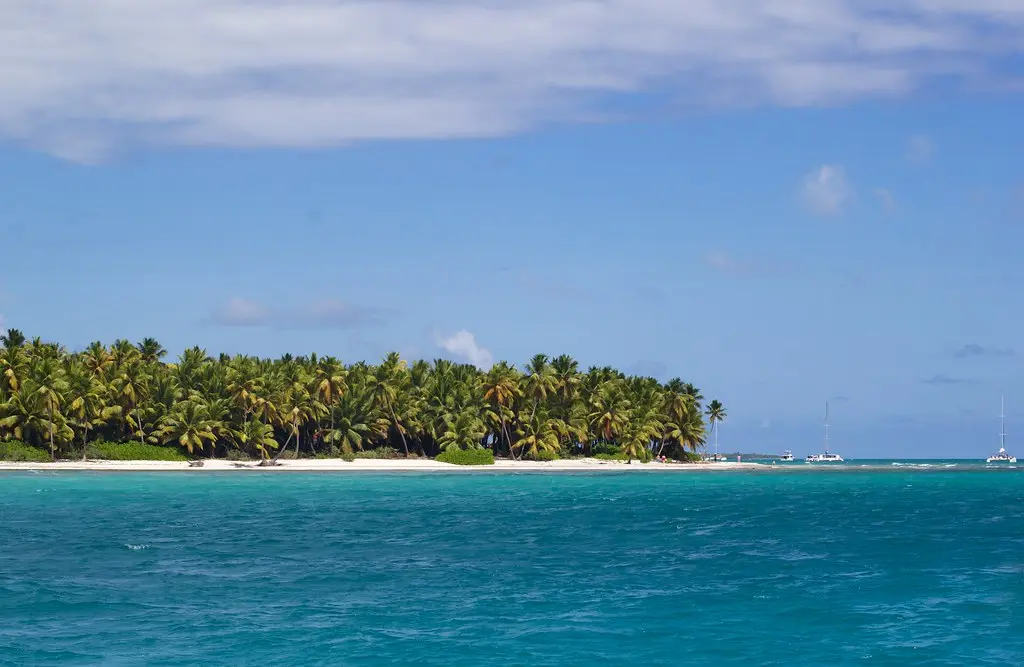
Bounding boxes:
[2,1,1024,458]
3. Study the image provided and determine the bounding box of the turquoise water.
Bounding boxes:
[2,469,1022,665]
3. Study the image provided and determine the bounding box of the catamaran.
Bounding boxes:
[986,397,1016,464]
[805,402,844,463]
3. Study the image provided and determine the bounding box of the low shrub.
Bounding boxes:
[353,446,400,460]
[223,449,255,462]
[525,449,560,462]
[0,441,51,462]
[436,448,495,466]
[592,443,621,456]
[341,452,356,462]
[86,441,189,461]
[594,452,628,462]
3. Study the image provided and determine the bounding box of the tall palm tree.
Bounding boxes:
[706,399,727,458]
[31,357,68,459]
[65,361,106,459]
[370,353,411,457]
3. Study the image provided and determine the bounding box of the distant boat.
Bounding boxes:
[986,397,1016,464]
[780,450,794,462]
[805,402,844,463]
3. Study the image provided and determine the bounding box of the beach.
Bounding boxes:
[0,458,765,472]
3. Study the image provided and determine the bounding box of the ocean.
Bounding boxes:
[1,467,1022,665]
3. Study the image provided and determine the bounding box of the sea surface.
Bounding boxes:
[1,466,1022,666]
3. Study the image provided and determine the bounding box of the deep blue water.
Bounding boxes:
[1,469,1023,665]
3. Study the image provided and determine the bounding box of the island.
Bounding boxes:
[0,330,760,469]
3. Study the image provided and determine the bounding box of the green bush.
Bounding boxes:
[592,443,621,456]
[0,441,51,462]
[594,452,629,462]
[436,448,495,466]
[341,452,356,462]
[86,441,189,461]
[353,446,400,459]
[525,449,560,461]
[224,449,255,462]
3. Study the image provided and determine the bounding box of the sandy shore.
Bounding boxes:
[0,458,765,472]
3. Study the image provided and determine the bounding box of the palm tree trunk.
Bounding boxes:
[81,426,89,461]
[273,427,294,462]
[388,399,409,457]
[48,404,55,461]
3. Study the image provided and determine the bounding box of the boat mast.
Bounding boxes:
[1000,395,1006,452]
[824,401,829,454]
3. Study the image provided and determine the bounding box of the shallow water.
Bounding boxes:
[1,470,1022,665]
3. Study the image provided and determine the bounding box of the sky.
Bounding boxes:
[2,0,1024,458]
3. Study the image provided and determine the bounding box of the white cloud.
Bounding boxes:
[801,164,852,216]
[2,1,1024,159]
[907,135,934,163]
[436,329,493,370]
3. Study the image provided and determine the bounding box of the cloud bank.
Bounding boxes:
[3,1,1024,160]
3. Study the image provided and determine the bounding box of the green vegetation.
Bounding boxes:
[435,448,495,466]
[85,441,189,461]
[0,329,719,463]
[0,440,51,462]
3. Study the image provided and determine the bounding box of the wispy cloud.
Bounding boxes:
[801,165,852,216]
[704,252,746,274]
[953,343,1015,359]
[211,297,384,329]
[3,2,1024,160]
[211,298,272,326]
[921,374,971,386]
[435,329,493,370]
[906,135,934,164]
[874,187,895,213]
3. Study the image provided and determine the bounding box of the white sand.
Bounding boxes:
[0,458,765,472]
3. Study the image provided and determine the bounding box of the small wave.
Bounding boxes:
[125,544,150,551]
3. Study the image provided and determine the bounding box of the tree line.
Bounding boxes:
[0,329,727,462]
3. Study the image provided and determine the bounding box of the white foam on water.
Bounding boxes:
[125,544,150,550]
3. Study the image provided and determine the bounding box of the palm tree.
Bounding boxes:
[438,410,486,452]
[313,357,347,435]
[706,399,727,458]
[233,419,279,461]
[155,399,216,456]
[480,362,520,457]
[514,408,564,460]
[31,357,68,459]
[370,353,411,457]
[65,362,106,459]
[136,338,167,364]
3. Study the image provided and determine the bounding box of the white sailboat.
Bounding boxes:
[805,401,844,463]
[986,396,1016,464]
